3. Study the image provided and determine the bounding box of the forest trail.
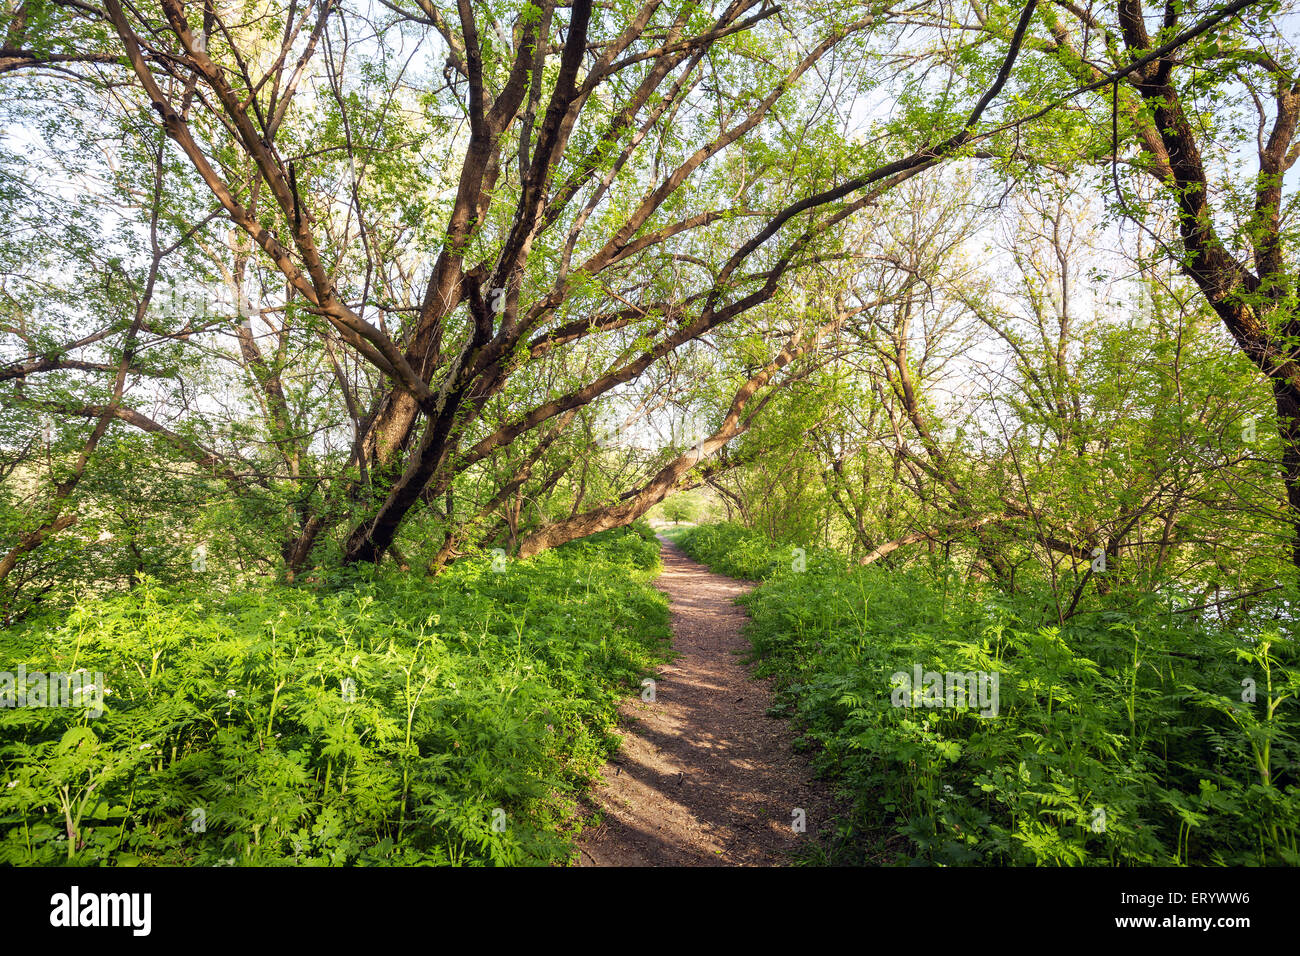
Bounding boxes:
[575,535,831,866]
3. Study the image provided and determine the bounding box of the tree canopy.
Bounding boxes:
[1,0,1297,612]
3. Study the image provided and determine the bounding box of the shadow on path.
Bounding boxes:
[576,536,832,866]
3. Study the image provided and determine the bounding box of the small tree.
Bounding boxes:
[662,496,694,526]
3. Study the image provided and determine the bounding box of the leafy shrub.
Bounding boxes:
[0,527,669,866]
[677,522,843,580]
[685,523,1300,865]
[557,519,661,571]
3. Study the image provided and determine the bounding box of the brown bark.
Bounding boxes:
[87,0,1043,572]
[1111,0,1300,568]
[514,324,831,558]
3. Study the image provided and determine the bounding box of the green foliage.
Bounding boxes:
[0,526,669,866]
[677,522,843,581]
[681,523,1300,866]
[554,520,661,570]
[658,496,696,525]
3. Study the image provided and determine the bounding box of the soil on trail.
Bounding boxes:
[576,534,832,866]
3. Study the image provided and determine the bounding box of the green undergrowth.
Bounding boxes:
[0,523,669,866]
[678,522,1300,866]
[673,521,843,580]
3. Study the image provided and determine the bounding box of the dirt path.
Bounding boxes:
[576,535,831,866]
